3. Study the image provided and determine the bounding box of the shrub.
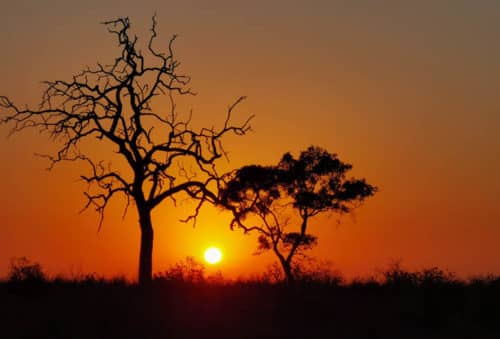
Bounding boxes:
[154,257,205,283]
[382,262,419,288]
[8,257,45,283]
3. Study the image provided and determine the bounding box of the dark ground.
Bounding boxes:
[1,274,499,339]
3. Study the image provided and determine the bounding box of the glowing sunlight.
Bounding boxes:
[204,247,222,265]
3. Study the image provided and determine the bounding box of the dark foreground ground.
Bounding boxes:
[1,273,499,339]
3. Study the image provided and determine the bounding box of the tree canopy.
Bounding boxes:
[220,146,376,282]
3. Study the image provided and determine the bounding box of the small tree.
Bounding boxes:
[220,146,376,283]
[1,16,251,286]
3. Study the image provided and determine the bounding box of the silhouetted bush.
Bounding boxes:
[153,257,205,284]
[381,262,460,290]
[293,259,345,287]
[419,267,460,288]
[1,261,500,339]
[469,273,500,287]
[260,263,285,284]
[7,257,45,283]
[205,270,225,285]
[382,262,419,288]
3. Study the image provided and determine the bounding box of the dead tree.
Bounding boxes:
[0,16,252,286]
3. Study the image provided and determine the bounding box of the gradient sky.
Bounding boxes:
[1,0,499,280]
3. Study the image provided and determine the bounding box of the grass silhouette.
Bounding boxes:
[1,258,499,338]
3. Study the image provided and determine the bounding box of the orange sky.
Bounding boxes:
[1,0,500,280]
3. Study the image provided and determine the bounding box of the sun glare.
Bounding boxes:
[204,247,222,264]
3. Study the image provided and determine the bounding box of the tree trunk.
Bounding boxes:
[138,207,154,287]
[273,246,295,285]
[283,262,294,285]
[280,213,308,285]
[279,256,294,285]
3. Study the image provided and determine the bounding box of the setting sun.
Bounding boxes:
[204,247,222,265]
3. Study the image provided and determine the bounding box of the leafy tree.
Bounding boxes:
[0,17,251,286]
[220,146,376,283]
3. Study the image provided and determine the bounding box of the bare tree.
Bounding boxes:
[0,16,252,286]
[220,146,376,284]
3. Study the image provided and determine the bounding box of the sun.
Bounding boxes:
[204,247,222,265]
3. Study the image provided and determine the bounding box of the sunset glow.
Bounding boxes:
[2,3,500,338]
[204,247,222,265]
[0,1,500,282]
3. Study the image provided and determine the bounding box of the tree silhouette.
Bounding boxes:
[0,16,251,286]
[220,146,376,283]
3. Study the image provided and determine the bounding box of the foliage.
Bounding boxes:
[292,259,344,286]
[381,262,460,289]
[8,257,45,283]
[260,262,285,283]
[154,257,205,283]
[220,145,376,283]
[2,263,500,339]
